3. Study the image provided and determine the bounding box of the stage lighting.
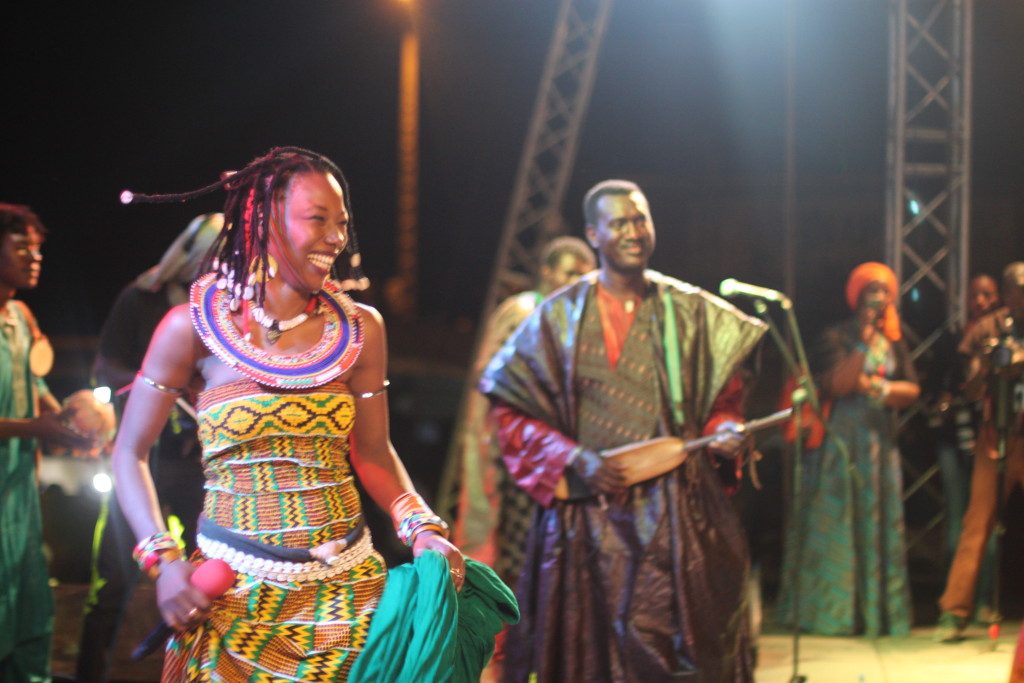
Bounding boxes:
[92,471,113,493]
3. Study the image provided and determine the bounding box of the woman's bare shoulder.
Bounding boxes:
[144,304,205,372]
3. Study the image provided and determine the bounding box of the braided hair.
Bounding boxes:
[121,147,369,308]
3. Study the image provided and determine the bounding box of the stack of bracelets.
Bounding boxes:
[132,530,183,579]
[390,492,449,547]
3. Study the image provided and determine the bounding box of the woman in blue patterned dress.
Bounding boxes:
[778,262,920,637]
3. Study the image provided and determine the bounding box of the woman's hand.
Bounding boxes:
[155,560,211,631]
[857,296,889,350]
[412,531,466,592]
[858,315,878,346]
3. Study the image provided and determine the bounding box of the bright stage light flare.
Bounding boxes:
[93,472,113,493]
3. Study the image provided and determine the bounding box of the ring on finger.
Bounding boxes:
[187,607,199,619]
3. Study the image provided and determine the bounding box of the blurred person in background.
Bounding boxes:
[777,261,920,637]
[920,274,1000,622]
[451,235,594,589]
[0,203,91,683]
[76,213,221,682]
[935,262,1024,642]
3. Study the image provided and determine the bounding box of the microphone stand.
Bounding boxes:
[750,295,819,683]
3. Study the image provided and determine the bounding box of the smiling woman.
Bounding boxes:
[110,148,516,681]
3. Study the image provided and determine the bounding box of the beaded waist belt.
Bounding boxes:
[196,516,372,583]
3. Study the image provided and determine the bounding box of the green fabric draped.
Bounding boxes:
[349,552,519,682]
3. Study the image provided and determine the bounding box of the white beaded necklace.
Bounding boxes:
[249,298,320,344]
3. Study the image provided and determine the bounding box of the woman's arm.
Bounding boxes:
[111,305,210,630]
[347,305,414,506]
[880,380,919,408]
[820,328,869,398]
[822,325,921,409]
[825,356,920,408]
[878,339,921,408]
[347,305,465,581]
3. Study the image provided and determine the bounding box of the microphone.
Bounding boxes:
[131,558,234,660]
[719,278,789,304]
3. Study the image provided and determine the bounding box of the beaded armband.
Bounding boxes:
[133,531,183,579]
[390,492,449,547]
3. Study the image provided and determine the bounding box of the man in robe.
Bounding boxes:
[480,179,766,682]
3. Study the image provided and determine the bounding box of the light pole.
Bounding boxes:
[385,0,419,319]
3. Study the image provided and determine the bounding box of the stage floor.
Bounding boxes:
[52,582,1018,683]
[756,623,1018,683]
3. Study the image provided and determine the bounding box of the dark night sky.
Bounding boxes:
[3,0,1023,348]
[11,1,1024,599]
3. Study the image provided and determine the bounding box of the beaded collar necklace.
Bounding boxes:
[190,273,362,388]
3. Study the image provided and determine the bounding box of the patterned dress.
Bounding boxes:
[777,319,915,637]
[162,376,387,682]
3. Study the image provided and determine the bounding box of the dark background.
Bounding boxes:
[4,0,1023,617]
[4,1,1022,343]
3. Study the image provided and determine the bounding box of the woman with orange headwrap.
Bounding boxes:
[777,262,920,636]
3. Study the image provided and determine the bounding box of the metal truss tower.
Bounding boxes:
[886,0,973,552]
[481,0,614,313]
[437,0,613,518]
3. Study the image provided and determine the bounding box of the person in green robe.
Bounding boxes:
[0,203,91,683]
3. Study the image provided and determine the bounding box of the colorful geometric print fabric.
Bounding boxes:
[163,553,386,682]
[197,377,361,549]
[162,376,386,681]
[197,377,356,453]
